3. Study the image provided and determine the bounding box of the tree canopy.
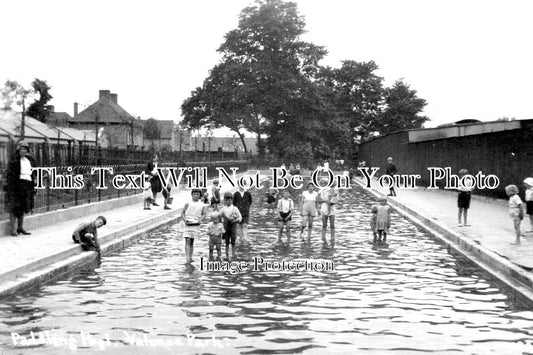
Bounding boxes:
[143,118,161,140]
[26,79,53,123]
[181,0,428,159]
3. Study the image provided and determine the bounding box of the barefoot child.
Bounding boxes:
[210,179,221,211]
[143,180,153,210]
[72,216,107,255]
[373,196,391,243]
[370,205,378,243]
[277,190,294,242]
[207,212,225,260]
[265,186,278,210]
[180,189,207,263]
[506,184,524,245]
[318,179,338,245]
[524,177,533,233]
[220,192,242,259]
[299,183,319,242]
[234,186,252,242]
[457,169,473,226]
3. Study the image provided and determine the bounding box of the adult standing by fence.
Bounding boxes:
[4,141,36,236]
[146,154,162,206]
[386,157,398,197]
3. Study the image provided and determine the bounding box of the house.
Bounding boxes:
[190,135,258,154]
[46,105,72,127]
[142,120,193,152]
[69,90,143,149]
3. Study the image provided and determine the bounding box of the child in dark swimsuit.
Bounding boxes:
[277,190,294,242]
[210,179,221,211]
[265,186,278,210]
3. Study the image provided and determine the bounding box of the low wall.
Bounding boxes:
[358,120,533,199]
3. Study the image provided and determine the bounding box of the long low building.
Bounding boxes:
[0,109,96,167]
[357,119,532,199]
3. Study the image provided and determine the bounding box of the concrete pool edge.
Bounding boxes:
[0,172,263,300]
[0,213,179,299]
[354,180,533,308]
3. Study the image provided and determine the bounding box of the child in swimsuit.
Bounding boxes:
[179,189,207,263]
[299,182,319,242]
[210,179,221,211]
[265,186,278,210]
[277,190,294,242]
[372,196,391,244]
[506,184,524,245]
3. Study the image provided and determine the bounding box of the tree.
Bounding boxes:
[181,0,328,156]
[376,80,429,134]
[1,80,35,139]
[320,61,385,142]
[26,78,53,123]
[143,118,160,142]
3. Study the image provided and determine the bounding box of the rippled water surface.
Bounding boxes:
[1,187,533,354]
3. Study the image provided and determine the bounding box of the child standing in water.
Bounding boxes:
[265,185,278,210]
[233,186,252,242]
[277,190,294,242]
[220,192,242,259]
[207,212,225,260]
[318,179,338,246]
[506,184,524,245]
[179,189,207,263]
[210,179,221,211]
[523,177,533,233]
[370,205,378,243]
[372,196,391,244]
[299,182,319,242]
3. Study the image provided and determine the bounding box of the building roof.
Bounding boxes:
[47,111,73,126]
[0,109,95,143]
[70,90,135,124]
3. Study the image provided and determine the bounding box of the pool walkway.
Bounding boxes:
[354,176,533,303]
[0,189,192,297]
[0,170,254,298]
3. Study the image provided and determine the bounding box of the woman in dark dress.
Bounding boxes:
[4,141,36,236]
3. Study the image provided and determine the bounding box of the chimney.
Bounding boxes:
[74,102,78,116]
[99,90,111,101]
[110,93,118,104]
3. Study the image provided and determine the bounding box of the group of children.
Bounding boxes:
[69,167,533,265]
[179,180,253,263]
[456,169,533,245]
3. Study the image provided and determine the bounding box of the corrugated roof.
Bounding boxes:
[0,109,95,143]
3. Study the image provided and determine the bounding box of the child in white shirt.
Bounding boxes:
[506,184,524,245]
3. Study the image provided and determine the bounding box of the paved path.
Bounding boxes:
[356,177,533,270]
[0,172,252,294]
[0,190,189,283]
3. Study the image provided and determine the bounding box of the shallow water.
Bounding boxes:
[1,187,533,354]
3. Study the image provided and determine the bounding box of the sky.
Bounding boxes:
[1,0,532,133]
